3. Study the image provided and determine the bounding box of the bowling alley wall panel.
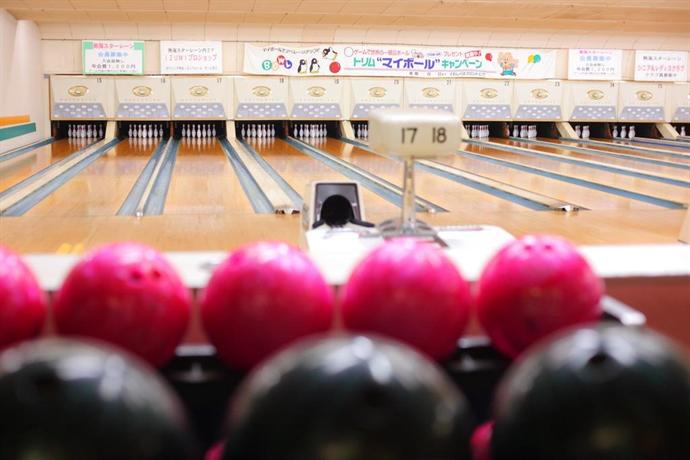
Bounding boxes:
[47,76,690,125]
[0,10,46,150]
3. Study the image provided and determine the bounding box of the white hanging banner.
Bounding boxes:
[160,41,223,75]
[634,50,688,82]
[82,40,144,75]
[568,49,622,81]
[243,44,557,79]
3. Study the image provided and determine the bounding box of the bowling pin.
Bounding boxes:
[575,125,581,139]
[628,125,635,139]
[582,125,590,140]
[620,125,627,139]
[612,125,618,138]
[212,125,217,138]
[241,124,246,138]
[681,126,687,136]
[202,125,207,138]
[512,125,518,138]
[299,125,304,138]
[520,125,526,139]
[159,125,164,138]
[148,125,154,139]
[196,125,202,139]
[98,125,104,139]
[81,125,87,139]
[68,125,73,138]
[293,125,298,137]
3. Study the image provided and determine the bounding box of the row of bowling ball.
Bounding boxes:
[1,237,689,459]
[1,235,605,369]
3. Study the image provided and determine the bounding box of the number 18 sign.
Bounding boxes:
[368,109,461,158]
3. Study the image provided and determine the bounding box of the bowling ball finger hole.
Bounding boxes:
[587,352,609,367]
[581,351,622,382]
[150,268,162,280]
[129,269,144,283]
[28,372,61,397]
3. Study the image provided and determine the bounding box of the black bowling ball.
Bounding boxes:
[492,325,690,460]
[223,334,474,460]
[0,338,197,460]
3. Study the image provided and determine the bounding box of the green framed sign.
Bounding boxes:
[83,40,145,75]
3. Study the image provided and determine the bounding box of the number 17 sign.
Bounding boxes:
[368,109,461,158]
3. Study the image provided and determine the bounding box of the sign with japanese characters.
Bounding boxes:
[82,40,144,75]
[243,44,556,79]
[634,50,688,82]
[160,41,223,74]
[568,49,622,81]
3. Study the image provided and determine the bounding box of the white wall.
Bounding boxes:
[0,9,46,151]
[39,23,690,81]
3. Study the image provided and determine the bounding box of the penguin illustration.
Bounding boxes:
[309,58,320,74]
[297,59,307,74]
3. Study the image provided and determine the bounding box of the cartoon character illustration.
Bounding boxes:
[297,59,308,74]
[498,52,518,77]
[322,47,338,60]
[309,58,320,74]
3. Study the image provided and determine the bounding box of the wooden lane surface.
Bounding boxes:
[469,140,690,205]
[437,143,659,211]
[312,138,527,211]
[248,137,398,215]
[504,138,690,178]
[163,138,254,215]
[1,209,685,254]
[0,139,86,192]
[24,139,157,217]
[551,138,690,165]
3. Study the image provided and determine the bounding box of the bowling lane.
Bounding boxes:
[25,139,158,217]
[541,138,690,165]
[434,143,659,210]
[0,139,89,192]
[163,138,254,215]
[474,140,690,205]
[313,138,526,211]
[494,138,690,180]
[249,138,397,215]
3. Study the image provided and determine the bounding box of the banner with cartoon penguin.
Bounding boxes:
[243,44,556,79]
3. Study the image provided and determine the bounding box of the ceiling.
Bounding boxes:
[2,0,690,33]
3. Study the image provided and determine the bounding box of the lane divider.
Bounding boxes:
[340,137,582,211]
[630,136,690,151]
[0,139,101,198]
[457,148,686,209]
[0,138,54,163]
[117,139,169,216]
[567,138,690,160]
[508,137,690,171]
[0,138,121,216]
[219,138,274,214]
[238,139,303,211]
[475,140,690,188]
[137,139,180,216]
[288,137,447,213]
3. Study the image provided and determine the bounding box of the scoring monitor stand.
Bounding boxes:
[303,109,514,283]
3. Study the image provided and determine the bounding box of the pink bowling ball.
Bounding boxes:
[471,421,494,460]
[201,241,335,370]
[205,442,225,460]
[476,235,603,358]
[340,238,472,360]
[53,242,191,367]
[0,246,46,349]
